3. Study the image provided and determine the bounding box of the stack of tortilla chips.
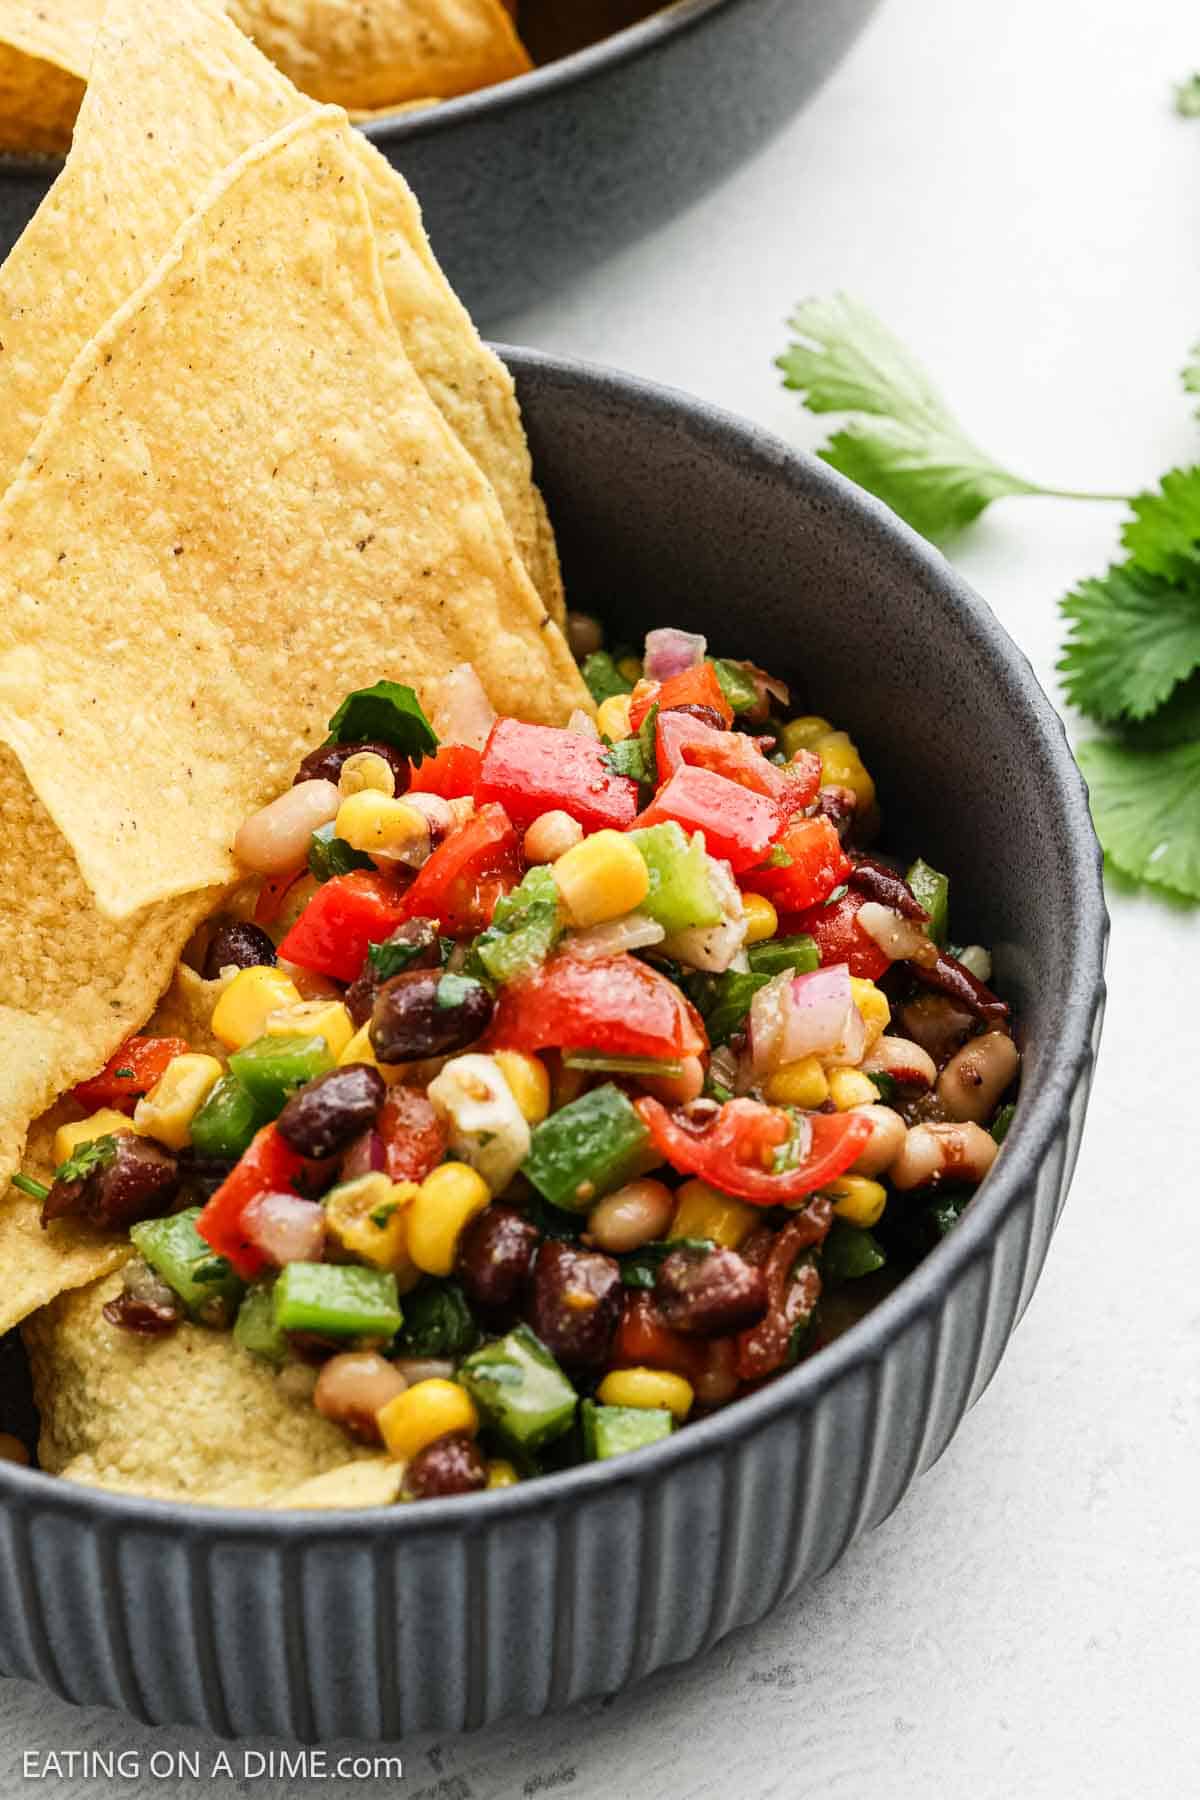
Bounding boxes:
[0,0,529,152]
[0,0,586,1506]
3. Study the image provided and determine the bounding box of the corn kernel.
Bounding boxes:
[407,1162,491,1277]
[598,1368,694,1421]
[828,1068,879,1111]
[486,1459,519,1490]
[816,730,876,810]
[668,1178,756,1249]
[765,1056,829,1110]
[849,977,890,1052]
[211,965,302,1051]
[827,1174,888,1229]
[266,998,355,1060]
[133,1053,223,1151]
[552,829,650,928]
[337,751,396,798]
[740,892,778,944]
[493,1051,551,1125]
[616,656,643,685]
[335,791,428,858]
[338,1021,407,1086]
[779,716,833,759]
[53,1109,134,1167]
[377,1378,479,1462]
[596,694,633,740]
[324,1173,422,1289]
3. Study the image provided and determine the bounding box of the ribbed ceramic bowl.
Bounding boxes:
[0,350,1106,1740]
[0,0,882,322]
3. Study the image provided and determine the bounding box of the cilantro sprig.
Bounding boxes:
[777,292,1200,901]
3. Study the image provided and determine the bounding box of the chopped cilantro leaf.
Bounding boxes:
[604,736,650,782]
[325,681,437,763]
[1173,73,1200,117]
[112,1067,135,1080]
[581,652,634,705]
[53,1134,120,1186]
[368,934,436,981]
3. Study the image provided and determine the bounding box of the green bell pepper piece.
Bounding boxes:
[523,1083,655,1212]
[393,1281,480,1358]
[990,1101,1016,1144]
[688,968,771,1046]
[629,822,722,935]
[906,858,949,946]
[821,1217,887,1282]
[747,933,820,977]
[129,1207,244,1326]
[581,1400,673,1461]
[228,1033,334,1114]
[581,651,634,705]
[708,658,760,714]
[458,1325,577,1453]
[272,1263,403,1340]
[189,1073,269,1160]
[233,1279,289,1363]
[308,821,372,883]
[473,865,563,985]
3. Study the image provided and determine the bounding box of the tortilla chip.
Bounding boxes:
[270,1456,406,1509]
[0,108,586,921]
[24,1272,376,1505]
[145,962,232,1059]
[0,0,562,624]
[0,0,101,153]
[228,0,530,110]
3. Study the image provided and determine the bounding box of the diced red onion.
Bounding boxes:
[340,1128,385,1181]
[857,901,931,963]
[566,708,600,740]
[431,663,496,750]
[749,965,867,1072]
[242,1191,325,1266]
[569,912,666,958]
[643,627,707,682]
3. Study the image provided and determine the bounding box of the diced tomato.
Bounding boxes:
[656,712,821,816]
[277,869,411,983]
[400,802,522,936]
[785,888,891,980]
[628,662,733,734]
[742,815,850,912]
[476,718,639,833]
[378,1088,447,1185]
[635,765,783,873]
[635,1096,870,1206]
[407,744,482,800]
[254,868,306,928]
[489,951,707,1062]
[611,1291,709,1382]
[72,1036,190,1116]
[195,1125,313,1279]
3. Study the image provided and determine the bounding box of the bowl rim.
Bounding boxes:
[0,346,1108,1536]
[0,0,734,180]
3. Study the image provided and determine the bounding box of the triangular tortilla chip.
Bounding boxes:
[228,0,530,110]
[0,107,586,920]
[0,0,561,622]
[0,0,101,152]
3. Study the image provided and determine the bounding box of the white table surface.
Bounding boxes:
[3,0,1198,1793]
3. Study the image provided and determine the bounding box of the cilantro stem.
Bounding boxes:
[10,1172,49,1201]
[1034,486,1131,504]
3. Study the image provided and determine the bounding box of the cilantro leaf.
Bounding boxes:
[1183,346,1200,414]
[1174,74,1200,117]
[581,652,633,706]
[1121,466,1200,575]
[1077,730,1200,898]
[53,1134,120,1186]
[604,736,649,782]
[1059,561,1200,722]
[326,681,437,762]
[777,294,1122,542]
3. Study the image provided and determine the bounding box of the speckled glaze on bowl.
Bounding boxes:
[0,0,882,322]
[0,350,1107,1740]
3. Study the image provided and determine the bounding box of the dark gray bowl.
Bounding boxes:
[0,0,882,322]
[0,349,1107,1739]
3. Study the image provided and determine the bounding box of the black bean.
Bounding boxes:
[345,918,442,1027]
[295,740,410,794]
[370,971,493,1064]
[457,1206,540,1314]
[43,1135,179,1232]
[276,1064,386,1159]
[654,1246,768,1337]
[525,1240,621,1370]
[201,919,277,979]
[405,1432,488,1500]
[102,1258,183,1336]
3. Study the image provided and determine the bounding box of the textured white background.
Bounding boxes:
[3,0,1199,1794]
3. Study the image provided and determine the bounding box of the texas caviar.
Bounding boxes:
[26,627,1019,1500]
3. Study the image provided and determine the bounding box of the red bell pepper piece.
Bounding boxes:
[195,1124,313,1279]
[378,1088,447,1185]
[742,815,850,912]
[400,802,522,936]
[628,662,733,734]
[785,887,892,980]
[476,718,639,833]
[490,951,707,1062]
[277,869,411,982]
[635,765,783,873]
[635,1096,870,1206]
[611,1291,709,1381]
[655,712,821,816]
[72,1036,190,1116]
[407,743,483,800]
